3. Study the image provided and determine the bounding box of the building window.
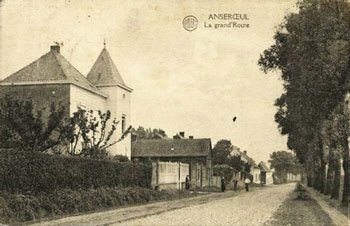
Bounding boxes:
[122,115,126,133]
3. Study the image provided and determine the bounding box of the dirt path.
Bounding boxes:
[306,187,349,226]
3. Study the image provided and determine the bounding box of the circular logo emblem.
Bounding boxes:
[182,15,198,31]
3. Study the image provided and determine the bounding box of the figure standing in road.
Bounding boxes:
[244,177,251,192]
[185,175,190,190]
[221,176,226,192]
[233,178,238,191]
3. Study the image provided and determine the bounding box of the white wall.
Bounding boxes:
[265,172,273,185]
[69,85,107,114]
[252,167,261,184]
[68,84,131,158]
[98,85,131,158]
[68,85,107,154]
[286,173,301,182]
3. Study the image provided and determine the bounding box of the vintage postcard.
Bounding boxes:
[0,0,348,225]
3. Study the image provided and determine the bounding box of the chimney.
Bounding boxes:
[50,45,60,53]
[189,136,194,139]
[179,132,185,138]
[173,133,183,139]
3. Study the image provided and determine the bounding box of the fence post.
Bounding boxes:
[156,159,159,189]
[179,162,182,190]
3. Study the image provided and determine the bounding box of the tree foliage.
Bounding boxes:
[67,108,132,159]
[259,0,350,205]
[0,96,132,160]
[212,139,245,171]
[131,126,167,139]
[0,96,68,152]
[212,139,232,165]
[269,151,302,178]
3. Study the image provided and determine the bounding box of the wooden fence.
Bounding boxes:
[151,161,189,190]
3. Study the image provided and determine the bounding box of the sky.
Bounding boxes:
[0,0,298,163]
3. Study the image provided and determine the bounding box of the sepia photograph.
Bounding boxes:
[0,0,349,225]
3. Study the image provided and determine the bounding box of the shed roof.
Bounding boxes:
[131,138,212,158]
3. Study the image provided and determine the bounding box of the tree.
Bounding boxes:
[321,109,344,199]
[212,139,233,165]
[243,162,251,173]
[212,139,245,172]
[131,126,167,139]
[0,96,69,152]
[328,102,350,203]
[230,155,245,172]
[258,0,350,206]
[269,151,302,183]
[67,108,132,159]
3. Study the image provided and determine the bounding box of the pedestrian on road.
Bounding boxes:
[185,175,190,190]
[233,178,238,191]
[244,177,251,192]
[221,176,226,192]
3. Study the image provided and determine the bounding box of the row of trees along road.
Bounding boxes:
[258,0,350,206]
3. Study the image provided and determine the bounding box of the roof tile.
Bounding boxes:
[131,138,212,157]
[87,48,127,87]
[1,50,106,97]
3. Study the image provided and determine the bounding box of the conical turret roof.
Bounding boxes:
[87,48,128,88]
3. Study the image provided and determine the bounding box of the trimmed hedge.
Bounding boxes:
[0,149,152,193]
[0,187,194,223]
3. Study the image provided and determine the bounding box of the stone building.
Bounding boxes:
[0,44,132,158]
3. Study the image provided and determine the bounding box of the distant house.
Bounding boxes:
[286,173,301,182]
[230,147,262,183]
[131,136,213,188]
[258,161,273,185]
[230,145,241,156]
[0,44,133,157]
[240,150,261,183]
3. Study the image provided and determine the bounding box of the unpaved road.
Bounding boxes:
[113,183,295,226]
[33,183,295,226]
